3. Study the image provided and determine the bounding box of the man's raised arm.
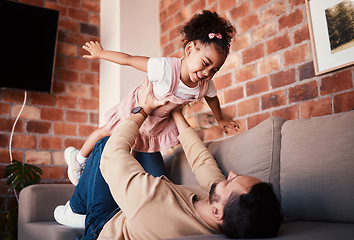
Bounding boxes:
[172,109,225,188]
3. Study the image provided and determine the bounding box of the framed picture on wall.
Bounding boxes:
[306,0,354,75]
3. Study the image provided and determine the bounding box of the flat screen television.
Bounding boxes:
[0,0,59,93]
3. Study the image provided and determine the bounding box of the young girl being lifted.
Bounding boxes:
[65,10,239,185]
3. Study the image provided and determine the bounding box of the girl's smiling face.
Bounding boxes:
[181,41,226,87]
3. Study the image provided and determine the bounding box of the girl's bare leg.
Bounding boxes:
[80,125,111,158]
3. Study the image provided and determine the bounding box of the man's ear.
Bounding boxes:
[185,41,196,56]
[212,205,224,221]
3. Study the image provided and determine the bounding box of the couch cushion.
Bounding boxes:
[168,116,285,198]
[280,111,354,223]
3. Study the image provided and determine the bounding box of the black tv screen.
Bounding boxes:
[0,1,59,93]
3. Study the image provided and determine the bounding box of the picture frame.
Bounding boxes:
[305,0,354,75]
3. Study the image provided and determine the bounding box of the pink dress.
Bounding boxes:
[105,57,210,152]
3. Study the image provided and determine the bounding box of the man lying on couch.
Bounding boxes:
[54,79,282,239]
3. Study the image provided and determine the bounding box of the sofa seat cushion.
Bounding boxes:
[280,110,354,222]
[21,222,84,240]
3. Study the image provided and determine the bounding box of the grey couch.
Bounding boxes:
[18,110,354,240]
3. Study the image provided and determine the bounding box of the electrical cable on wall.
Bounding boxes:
[8,90,27,202]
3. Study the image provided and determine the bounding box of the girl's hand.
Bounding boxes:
[82,41,104,59]
[217,114,239,133]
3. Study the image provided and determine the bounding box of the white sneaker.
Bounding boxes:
[64,147,85,186]
[54,201,85,228]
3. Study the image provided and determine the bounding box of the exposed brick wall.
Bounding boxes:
[0,0,99,235]
[160,0,354,141]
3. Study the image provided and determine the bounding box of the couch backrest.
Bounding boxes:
[166,116,285,199]
[280,110,354,223]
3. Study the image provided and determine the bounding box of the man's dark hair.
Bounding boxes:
[221,182,282,239]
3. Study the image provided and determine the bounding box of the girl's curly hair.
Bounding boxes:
[180,10,236,56]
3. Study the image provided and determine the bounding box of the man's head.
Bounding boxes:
[209,171,282,238]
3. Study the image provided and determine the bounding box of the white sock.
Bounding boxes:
[76,150,88,165]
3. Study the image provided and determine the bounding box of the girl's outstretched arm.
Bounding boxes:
[204,95,239,133]
[82,41,149,72]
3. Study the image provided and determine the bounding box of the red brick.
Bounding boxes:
[64,138,86,149]
[52,151,65,165]
[41,166,65,180]
[262,1,286,22]
[239,13,260,33]
[174,8,190,24]
[232,33,251,52]
[222,105,236,119]
[294,25,310,44]
[333,91,354,113]
[81,72,99,85]
[266,33,291,54]
[283,43,310,66]
[300,98,332,118]
[168,0,182,15]
[38,136,63,150]
[89,14,100,26]
[59,18,80,32]
[252,0,271,9]
[204,126,224,141]
[55,95,77,109]
[91,86,99,99]
[185,101,204,115]
[299,61,315,81]
[161,0,175,9]
[67,84,91,98]
[79,125,97,137]
[230,1,250,20]
[246,76,269,96]
[320,70,353,96]
[12,105,40,120]
[56,69,79,82]
[55,55,66,69]
[160,9,168,23]
[52,81,66,95]
[261,90,287,110]
[59,0,80,8]
[57,42,78,57]
[0,134,9,148]
[41,108,64,121]
[30,92,55,106]
[191,0,206,13]
[45,2,68,16]
[272,105,299,120]
[91,61,100,73]
[289,0,304,9]
[219,0,236,12]
[20,0,43,7]
[163,42,176,56]
[270,68,296,89]
[79,98,98,110]
[237,97,260,116]
[68,8,89,22]
[82,0,100,13]
[224,86,244,103]
[219,54,241,73]
[0,118,24,133]
[0,149,24,164]
[242,43,264,64]
[53,123,77,136]
[12,134,36,149]
[289,81,318,103]
[27,121,51,134]
[214,73,232,90]
[1,89,27,104]
[161,17,174,34]
[66,110,88,123]
[66,32,91,46]
[67,58,90,71]
[253,22,276,42]
[235,64,256,83]
[169,26,181,41]
[279,8,303,31]
[247,112,271,129]
[0,103,11,115]
[90,113,99,124]
[257,55,281,75]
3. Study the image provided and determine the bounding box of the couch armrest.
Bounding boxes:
[18,184,75,224]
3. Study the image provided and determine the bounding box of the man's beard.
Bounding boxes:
[209,182,220,203]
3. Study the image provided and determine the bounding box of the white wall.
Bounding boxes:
[99,0,160,126]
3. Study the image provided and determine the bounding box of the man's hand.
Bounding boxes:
[82,41,104,59]
[138,79,167,115]
[217,113,239,133]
